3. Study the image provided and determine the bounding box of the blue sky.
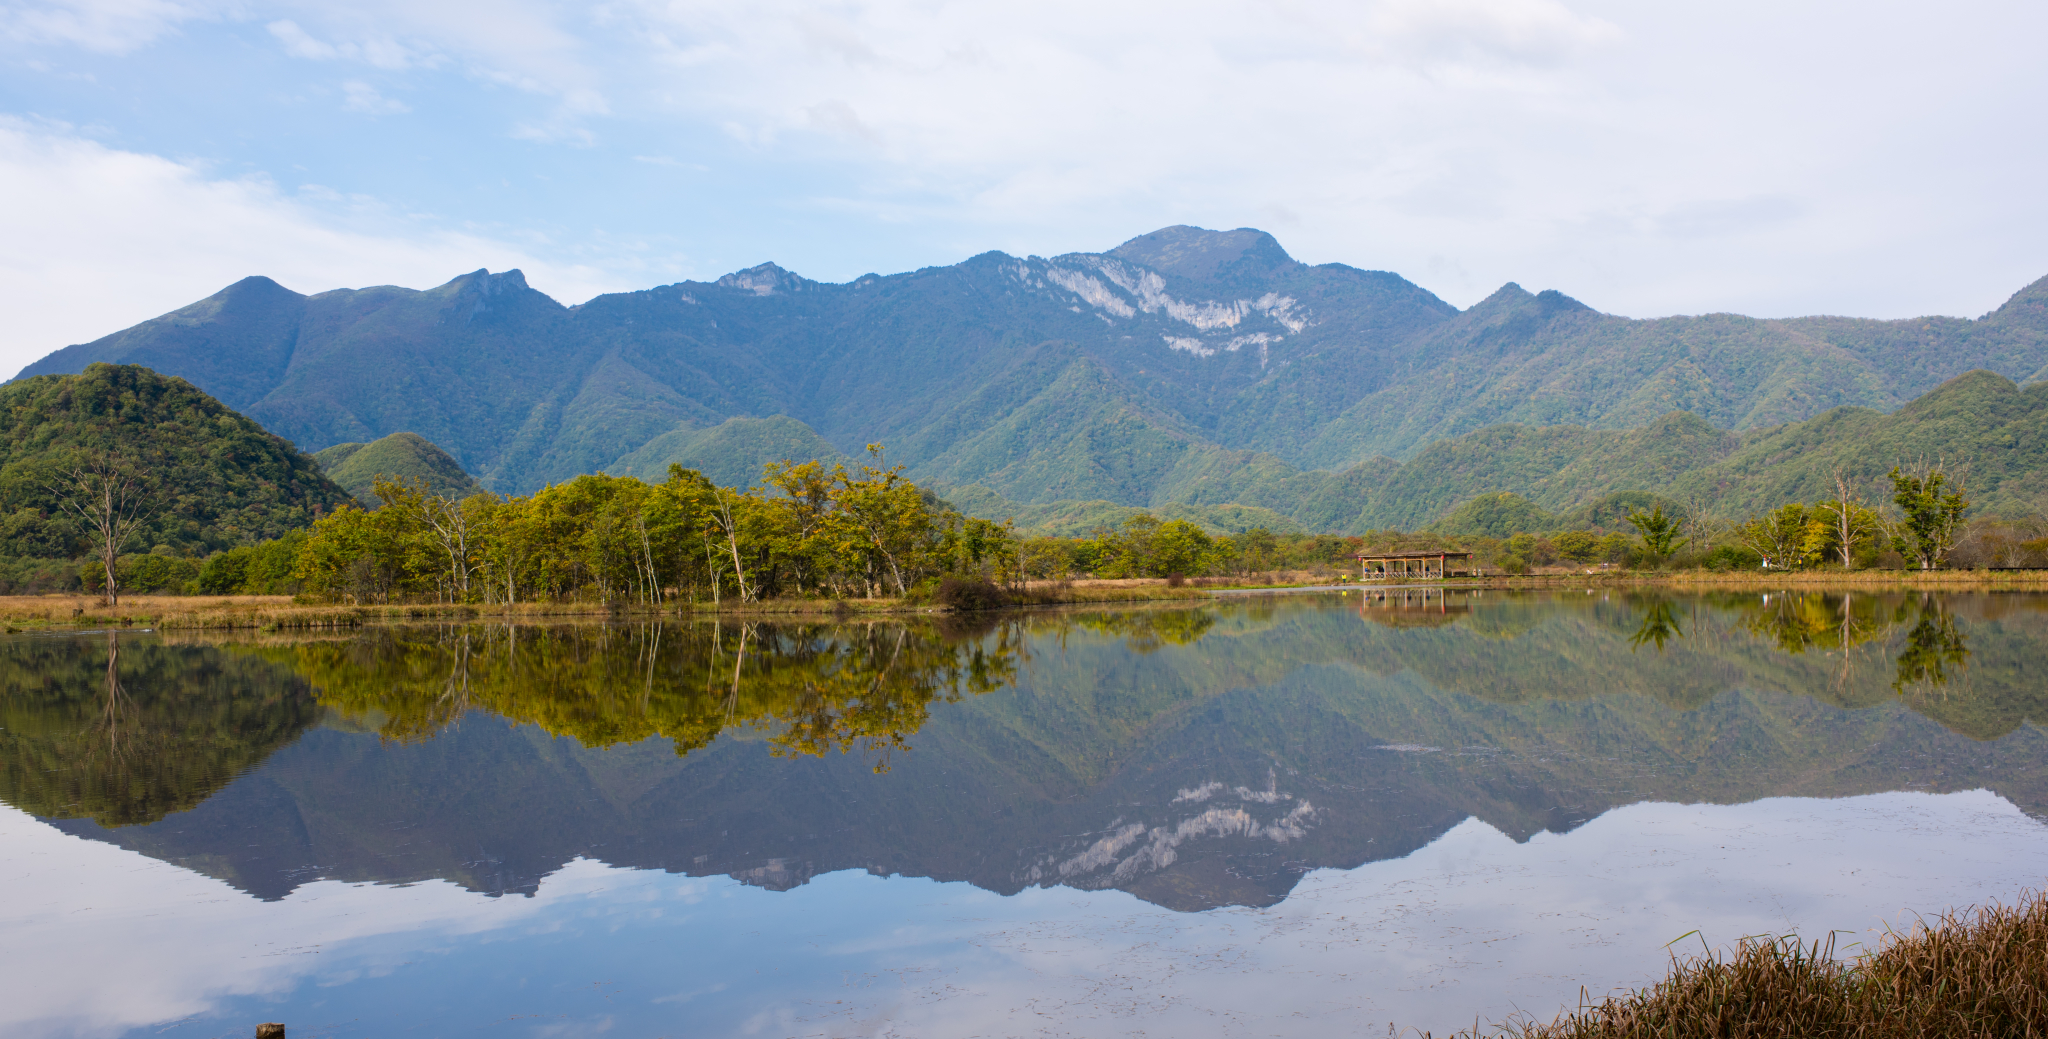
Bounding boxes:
[2,0,2045,375]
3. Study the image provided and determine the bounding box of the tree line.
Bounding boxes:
[57,453,2045,604]
[1391,462,2037,575]
[278,449,1023,606]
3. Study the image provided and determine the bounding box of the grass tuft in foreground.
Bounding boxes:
[1484,890,2048,1039]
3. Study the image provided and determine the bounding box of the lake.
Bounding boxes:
[2,589,2045,1038]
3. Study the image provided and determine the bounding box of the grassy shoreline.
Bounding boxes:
[1219,567,2048,593]
[0,582,1213,631]
[1,568,2041,631]
[1454,890,2048,1038]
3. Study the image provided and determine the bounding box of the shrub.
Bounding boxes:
[1702,545,1762,572]
[934,576,1007,611]
[79,553,201,595]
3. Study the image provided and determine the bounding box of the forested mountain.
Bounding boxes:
[315,432,483,506]
[0,364,352,559]
[961,369,2048,534]
[606,415,848,487]
[22,226,2046,523]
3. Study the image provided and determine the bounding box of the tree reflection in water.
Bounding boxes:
[1729,591,1974,696]
[1629,600,1684,652]
[1893,597,1971,693]
[1,595,2031,838]
[0,635,324,826]
[294,619,1025,770]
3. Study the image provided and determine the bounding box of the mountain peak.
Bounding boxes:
[1107,226,1295,283]
[219,275,302,300]
[717,262,808,296]
[435,269,531,298]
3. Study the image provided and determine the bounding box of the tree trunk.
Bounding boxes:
[101,482,119,606]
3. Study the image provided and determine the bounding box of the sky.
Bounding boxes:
[2,0,2045,376]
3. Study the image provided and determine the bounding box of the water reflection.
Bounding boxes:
[1629,599,1683,651]
[1895,599,1972,692]
[0,634,322,826]
[291,619,1019,767]
[3,592,2048,1039]
[1,592,2044,914]
[1355,585,1473,626]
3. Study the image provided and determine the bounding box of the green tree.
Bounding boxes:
[1149,520,1215,577]
[1737,504,1812,569]
[1552,530,1601,563]
[1889,464,1970,569]
[1626,504,1689,563]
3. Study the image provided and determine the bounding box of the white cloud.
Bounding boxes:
[341,79,409,114]
[584,0,2048,318]
[510,86,610,144]
[266,17,434,69]
[0,0,204,52]
[265,17,334,59]
[5,0,2047,326]
[0,118,635,377]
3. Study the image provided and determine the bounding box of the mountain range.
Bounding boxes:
[19,225,2048,531]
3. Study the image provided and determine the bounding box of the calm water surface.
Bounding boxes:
[2,590,2046,1038]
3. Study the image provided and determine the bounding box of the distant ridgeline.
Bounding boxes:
[17,225,2048,533]
[0,364,353,586]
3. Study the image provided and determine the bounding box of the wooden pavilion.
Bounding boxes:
[1356,550,1478,580]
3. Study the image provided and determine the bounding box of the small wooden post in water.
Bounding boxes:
[256,1024,285,1039]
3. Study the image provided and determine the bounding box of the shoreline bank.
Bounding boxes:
[2,568,2041,631]
[0,583,1215,631]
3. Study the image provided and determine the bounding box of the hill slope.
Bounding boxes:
[606,415,850,488]
[956,371,2048,534]
[315,432,485,506]
[0,363,353,559]
[22,227,2042,507]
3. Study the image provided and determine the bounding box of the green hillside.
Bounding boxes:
[946,370,2048,534]
[606,415,851,488]
[315,431,484,506]
[0,363,353,560]
[1663,369,2048,515]
[21,227,2043,512]
[940,484,1306,537]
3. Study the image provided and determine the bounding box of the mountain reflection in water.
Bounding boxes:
[3,591,2044,914]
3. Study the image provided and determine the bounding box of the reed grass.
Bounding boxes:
[1474,890,2048,1039]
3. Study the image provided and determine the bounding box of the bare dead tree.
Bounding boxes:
[711,488,754,603]
[420,494,479,602]
[47,453,160,607]
[1812,467,1865,568]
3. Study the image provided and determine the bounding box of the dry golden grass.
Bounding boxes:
[0,594,647,631]
[1011,579,1211,603]
[1471,890,2048,1039]
[1658,569,2048,591]
[0,581,1211,630]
